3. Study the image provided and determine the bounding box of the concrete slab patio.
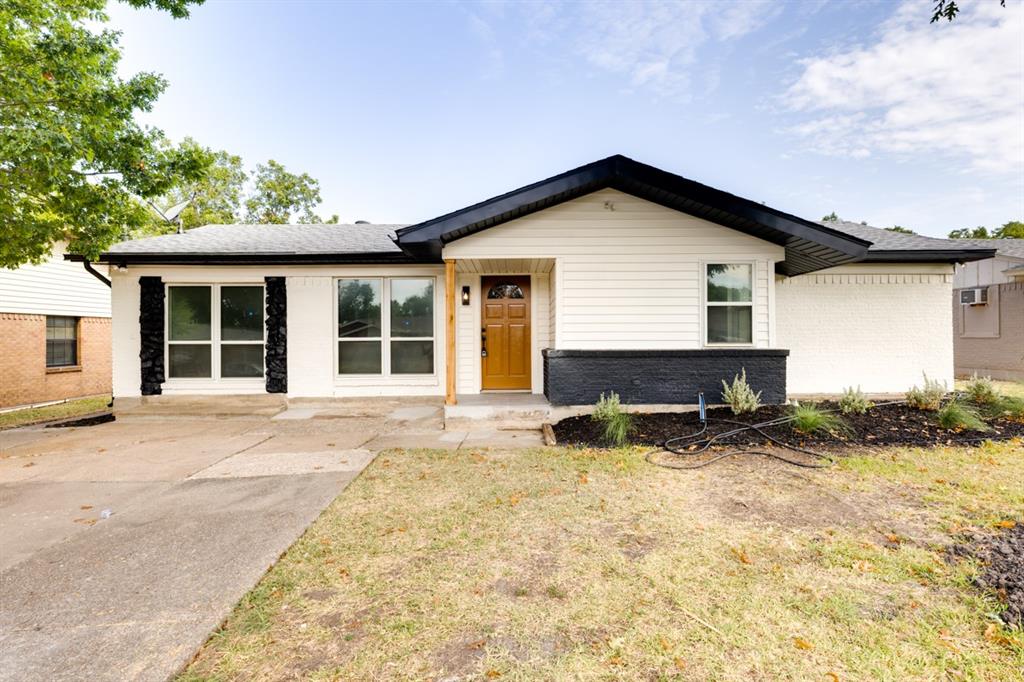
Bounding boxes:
[0,401,541,682]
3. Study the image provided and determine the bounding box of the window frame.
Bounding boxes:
[45,315,80,369]
[334,276,437,378]
[164,283,266,382]
[702,262,756,348]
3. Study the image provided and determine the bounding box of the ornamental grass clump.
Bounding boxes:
[963,374,1000,406]
[984,395,1024,422]
[790,403,851,437]
[838,386,873,415]
[936,400,989,432]
[905,374,947,411]
[721,368,761,415]
[592,391,631,447]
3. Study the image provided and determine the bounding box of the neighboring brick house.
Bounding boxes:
[952,239,1024,381]
[0,245,112,408]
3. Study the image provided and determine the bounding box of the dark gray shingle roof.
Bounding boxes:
[105,223,407,256]
[822,221,1006,256]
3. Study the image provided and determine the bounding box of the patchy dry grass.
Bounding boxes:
[956,378,1024,400]
[181,440,1024,681]
[0,395,110,431]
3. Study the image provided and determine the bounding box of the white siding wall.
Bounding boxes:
[776,264,955,394]
[954,256,1023,288]
[110,269,141,397]
[443,189,784,351]
[0,248,110,317]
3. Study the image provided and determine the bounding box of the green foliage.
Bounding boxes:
[885,225,915,234]
[244,160,328,224]
[982,395,1024,422]
[948,226,990,239]
[906,374,947,411]
[821,211,839,222]
[790,403,851,436]
[0,0,210,266]
[931,0,1006,24]
[963,374,999,405]
[721,368,762,415]
[592,392,631,447]
[935,400,988,432]
[838,386,873,415]
[994,220,1024,239]
[949,220,1023,240]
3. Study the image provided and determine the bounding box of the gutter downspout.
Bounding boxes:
[81,260,111,288]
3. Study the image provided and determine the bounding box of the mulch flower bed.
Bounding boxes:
[552,401,1024,449]
[948,524,1024,628]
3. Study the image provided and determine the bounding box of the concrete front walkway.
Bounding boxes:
[0,401,541,682]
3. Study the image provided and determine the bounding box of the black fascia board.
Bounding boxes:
[861,248,997,264]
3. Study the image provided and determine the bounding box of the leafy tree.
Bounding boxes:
[821,211,839,222]
[244,160,329,224]
[931,0,1005,23]
[948,226,991,239]
[0,0,210,267]
[139,140,247,235]
[993,221,1024,239]
[885,225,916,234]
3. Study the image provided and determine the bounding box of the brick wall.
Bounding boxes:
[953,282,1024,381]
[0,313,111,408]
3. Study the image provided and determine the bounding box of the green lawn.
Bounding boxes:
[0,395,110,431]
[180,438,1023,681]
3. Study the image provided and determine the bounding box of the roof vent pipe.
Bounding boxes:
[354,220,370,224]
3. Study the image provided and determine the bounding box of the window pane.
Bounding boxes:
[221,344,264,378]
[338,279,381,338]
[168,344,212,378]
[707,306,753,344]
[338,341,381,374]
[169,287,211,341]
[707,264,753,302]
[391,341,433,374]
[45,317,78,367]
[390,279,433,338]
[221,286,264,341]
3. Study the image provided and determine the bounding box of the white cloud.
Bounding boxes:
[565,0,781,98]
[784,1,1024,174]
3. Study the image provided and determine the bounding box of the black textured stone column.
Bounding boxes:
[139,276,165,395]
[265,277,287,393]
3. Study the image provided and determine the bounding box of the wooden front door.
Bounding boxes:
[481,276,531,390]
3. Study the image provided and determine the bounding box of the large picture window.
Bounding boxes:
[337,277,435,376]
[705,264,753,345]
[167,284,265,379]
[46,316,79,368]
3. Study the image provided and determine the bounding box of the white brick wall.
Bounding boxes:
[776,265,955,394]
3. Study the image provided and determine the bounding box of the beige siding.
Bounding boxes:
[443,189,784,350]
[0,248,110,317]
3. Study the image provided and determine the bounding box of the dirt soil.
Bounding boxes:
[949,524,1024,628]
[553,401,1024,449]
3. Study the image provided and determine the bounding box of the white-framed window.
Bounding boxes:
[166,284,265,380]
[704,263,753,346]
[336,277,435,376]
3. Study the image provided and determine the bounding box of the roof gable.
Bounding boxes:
[395,155,871,276]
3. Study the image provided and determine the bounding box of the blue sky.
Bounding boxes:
[107,0,1023,237]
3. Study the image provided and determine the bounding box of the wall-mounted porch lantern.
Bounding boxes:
[461,285,471,306]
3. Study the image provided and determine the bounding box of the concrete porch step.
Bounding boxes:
[443,394,551,431]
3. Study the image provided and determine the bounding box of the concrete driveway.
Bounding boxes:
[0,399,542,682]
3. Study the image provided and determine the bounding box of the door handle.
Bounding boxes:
[481,329,488,357]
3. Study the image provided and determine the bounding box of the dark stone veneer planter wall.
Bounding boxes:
[264,277,287,393]
[542,348,789,406]
[139,276,165,395]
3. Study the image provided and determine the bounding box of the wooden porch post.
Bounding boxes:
[445,259,457,405]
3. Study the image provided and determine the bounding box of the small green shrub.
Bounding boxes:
[721,368,762,415]
[838,386,873,415]
[963,374,1000,405]
[790,403,851,436]
[936,400,989,432]
[983,395,1024,422]
[905,374,947,411]
[592,391,632,446]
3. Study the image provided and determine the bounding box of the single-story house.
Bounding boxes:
[80,156,996,412]
[951,238,1024,381]
[1,244,112,409]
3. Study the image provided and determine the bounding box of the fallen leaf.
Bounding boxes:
[485,670,501,679]
[80,505,93,510]
[994,520,1016,529]
[793,637,814,650]
[730,547,752,564]
[853,560,875,573]
[825,673,840,682]
[658,635,670,651]
[578,473,589,484]
[22,462,35,468]
[606,655,622,666]
[674,657,686,670]
[467,638,487,650]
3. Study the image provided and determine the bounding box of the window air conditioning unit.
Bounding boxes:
[960,287,989,306]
